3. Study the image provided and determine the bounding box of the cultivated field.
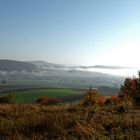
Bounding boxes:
[0,79,119,104]
[0,88,84,103]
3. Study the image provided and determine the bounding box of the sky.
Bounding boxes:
[0,0,140,67]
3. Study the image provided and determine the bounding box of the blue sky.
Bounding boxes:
[0,0,140,66]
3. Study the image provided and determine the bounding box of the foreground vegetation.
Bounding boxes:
[0,86,140,140]
[0,103,140,140]
[0,72,140,139]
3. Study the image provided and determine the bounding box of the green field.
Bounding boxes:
[0,88,83,103]
[0,79,117,103]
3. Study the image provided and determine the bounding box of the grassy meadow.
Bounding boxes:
[0,88,84,103]
[0,79,118,104]
[0,80,87,103]
[0,104,140,140]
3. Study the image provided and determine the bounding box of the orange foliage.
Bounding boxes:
[111,95,119,100]
[96,96,106,105]
[110,95,120,104]
[36,96,49,105]
[36,96,58,105]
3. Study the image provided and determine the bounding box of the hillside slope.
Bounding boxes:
[0,59,38,72]
[28,60,65,68]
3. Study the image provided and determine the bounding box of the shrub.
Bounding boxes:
[110,95,121,105]
[119,95,134,107]
[36,96,49,104]
[119,71,140,105]
[104,98,113,106]
[104,96,120,106]
[118,105,127,113]
[96,96,106,106]
[8,93,16,104]
[0,93,16,104]
[80,87,98,107]
[0,96,9,103]
[35,96,59,105]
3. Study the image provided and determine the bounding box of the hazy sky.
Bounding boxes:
[0,0,140,66]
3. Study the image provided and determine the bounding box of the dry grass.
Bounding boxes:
[0,103,140,140]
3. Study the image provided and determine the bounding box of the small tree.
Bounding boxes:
[80,87,98,107]
[119,71,140,105]
[8,93,16,104]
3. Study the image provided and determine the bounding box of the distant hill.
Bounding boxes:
[28,60,65,68]
[92,65,131,69]
[28,60,132,70]
[77,65,132,69]
[0,60,38,72]
[0,59,125,89]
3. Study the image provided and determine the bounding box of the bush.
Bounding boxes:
[110,95,121,105]
[35,96,59,105]
[80,87,98,107]
[119,95,134,107]
[0,93,16,104]
[117,105,127,113]
[104,98,113,106]
[96,96,106,106]
[119,71,140,105]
